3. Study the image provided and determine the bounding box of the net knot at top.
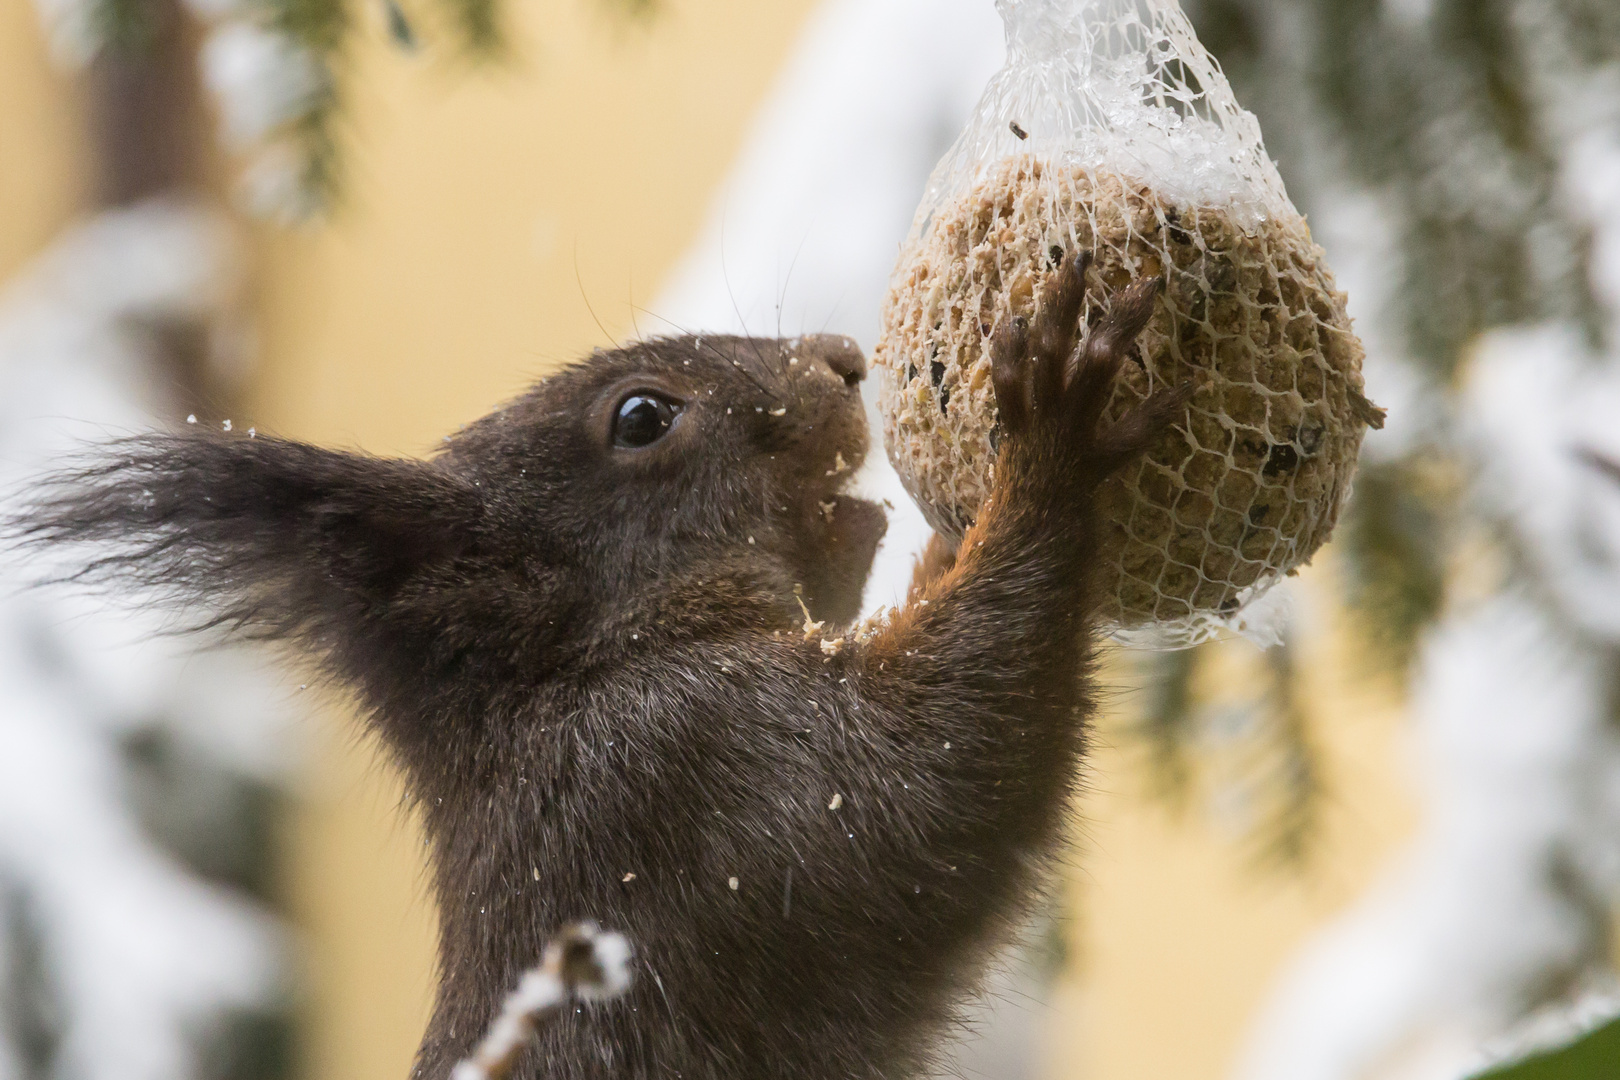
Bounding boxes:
[997,0,1090,61]
[969,0,1293,225]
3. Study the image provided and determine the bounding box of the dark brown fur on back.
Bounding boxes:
[17,258,1188,1080]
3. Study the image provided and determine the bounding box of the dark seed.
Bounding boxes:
[1048,245,1064,268]
[1009,121,1028,141]
[1164,209,1193,246]
[1263,443,1300,478]
[930,361,950,412]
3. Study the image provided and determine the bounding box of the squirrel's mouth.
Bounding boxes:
[795,493,886,629]
[763,334,887,626]
[791,419,887,627]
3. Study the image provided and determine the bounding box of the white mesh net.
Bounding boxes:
[873,0,1383,647]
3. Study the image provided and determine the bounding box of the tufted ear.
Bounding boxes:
[17,431,488,709]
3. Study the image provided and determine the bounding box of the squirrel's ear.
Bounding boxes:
[19,431,483,662]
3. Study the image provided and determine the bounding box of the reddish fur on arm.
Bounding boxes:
[906,532,960,602]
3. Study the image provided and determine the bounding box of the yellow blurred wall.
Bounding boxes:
[0,0,88,283]
[0,5,1420,1079]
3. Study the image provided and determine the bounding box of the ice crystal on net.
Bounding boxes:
[874,0,1383,645]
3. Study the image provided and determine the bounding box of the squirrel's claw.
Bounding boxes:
[1030,250,1091,407]
[990,314,1033,436]
[991,254,1189,483]
[1066,276,1161,439]
[1093,381,1195,476]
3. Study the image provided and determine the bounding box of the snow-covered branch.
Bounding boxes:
[450,923,632,1080]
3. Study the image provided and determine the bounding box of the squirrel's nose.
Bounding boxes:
[802,336,866,388]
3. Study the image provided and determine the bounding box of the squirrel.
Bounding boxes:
[19,251,1190,1080]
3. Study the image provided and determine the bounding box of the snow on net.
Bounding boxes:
[874,0,1382,646]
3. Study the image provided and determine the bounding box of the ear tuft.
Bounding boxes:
[14,431,483,647]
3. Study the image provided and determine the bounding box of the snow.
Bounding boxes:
[29,0,99,68]
[1465,323,1620,641]
[238,144,322,225]
[1303,187,1439,465]
[199,21,323,150]
[1233,592,1620,1080]
[451,924,632,1080]
[0,202,297,1079]
[0,655,284,1080]
[29,0,329,221]
[194,14,328,220]
[652,0,1002,343]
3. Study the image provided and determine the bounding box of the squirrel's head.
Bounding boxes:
[17,334,888,710]
[437,333,886,626]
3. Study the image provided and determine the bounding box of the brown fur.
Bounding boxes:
[17,255,1188,1080]
[906,532,959,602]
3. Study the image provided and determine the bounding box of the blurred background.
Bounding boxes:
[0,1,1617,1079]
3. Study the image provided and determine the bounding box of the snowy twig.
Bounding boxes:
[449,922,632,1080]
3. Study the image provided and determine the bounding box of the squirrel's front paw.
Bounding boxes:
[990,251,1193,486]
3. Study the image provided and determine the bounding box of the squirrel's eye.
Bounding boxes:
[613,393,681,448]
